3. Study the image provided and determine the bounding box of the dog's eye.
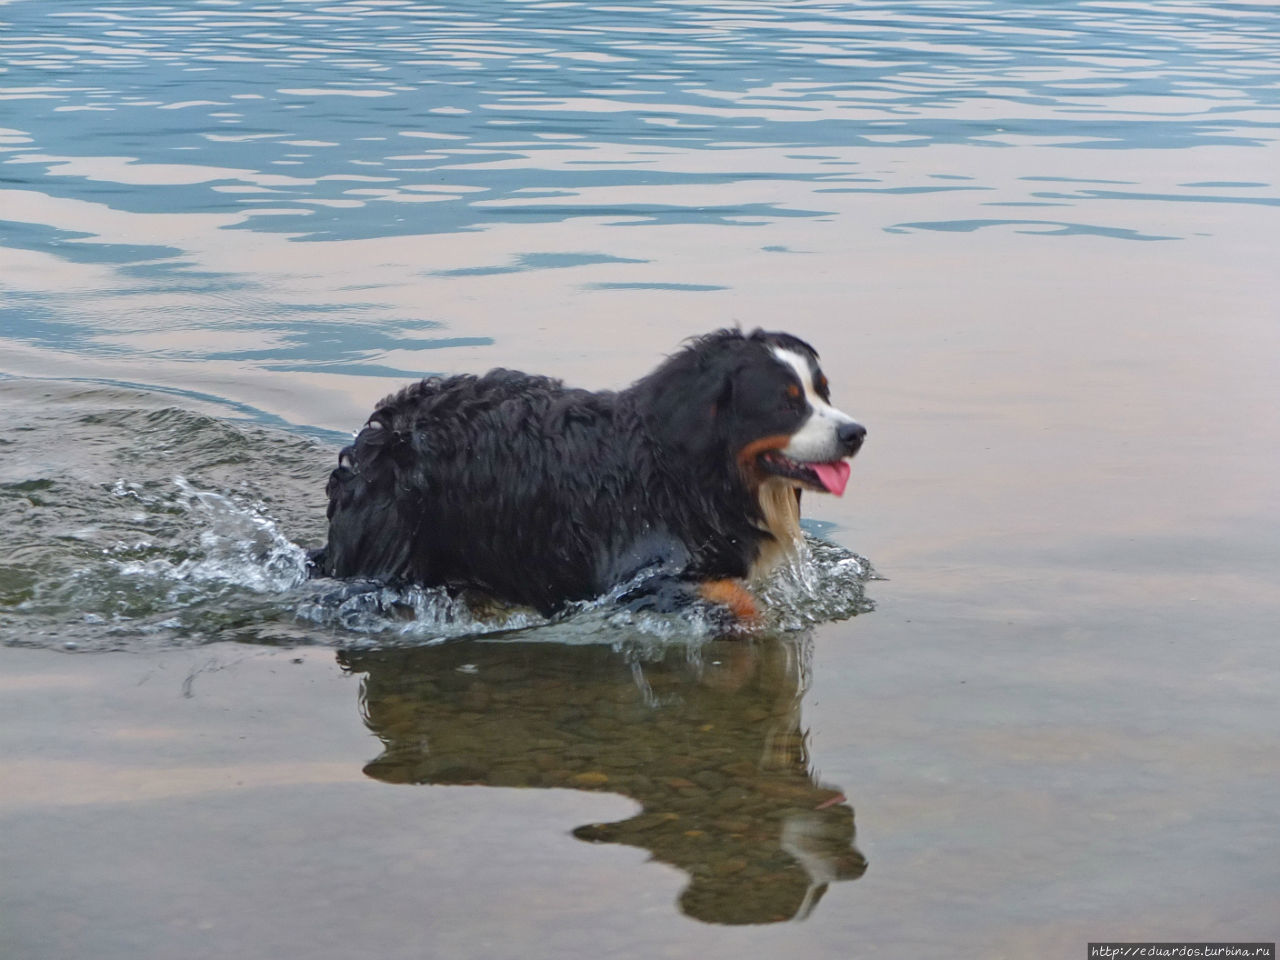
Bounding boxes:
[815,374,830,400]
[784,383,804,406]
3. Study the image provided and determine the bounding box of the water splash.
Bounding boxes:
[5,475,317,650]
[295,581,550,645]
[0,383,331,651]
[758,536,879,631]
[601,535,877,645]
[110,477,310,594]
[26,474,876,649]
[287,531,875,649]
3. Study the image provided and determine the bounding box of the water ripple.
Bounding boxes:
[2,0,1275,241]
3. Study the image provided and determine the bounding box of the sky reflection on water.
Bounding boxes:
[3,0,1277,241]
[2,0,1277,413]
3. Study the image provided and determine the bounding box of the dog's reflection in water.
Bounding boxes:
[339,635,867,925]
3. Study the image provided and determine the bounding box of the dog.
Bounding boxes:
[313,328,866,621]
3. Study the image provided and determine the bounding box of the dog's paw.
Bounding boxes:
[697,578,762,627]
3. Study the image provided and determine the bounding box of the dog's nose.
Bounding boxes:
[838,421,866,454]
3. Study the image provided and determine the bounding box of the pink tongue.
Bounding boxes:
[810,460,852,497]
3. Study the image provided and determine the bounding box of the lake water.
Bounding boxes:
[2,0,1279,956]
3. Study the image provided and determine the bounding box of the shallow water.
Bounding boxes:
[3,1,1280,957]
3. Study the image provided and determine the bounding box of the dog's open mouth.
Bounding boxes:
[758,451,852,496]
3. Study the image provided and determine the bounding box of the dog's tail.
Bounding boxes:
[317,417,416,581]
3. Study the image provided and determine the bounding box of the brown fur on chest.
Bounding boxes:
[747,479,804,582]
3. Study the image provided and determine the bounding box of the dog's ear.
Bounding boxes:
[634,352,738,465]
[707,372,734,420]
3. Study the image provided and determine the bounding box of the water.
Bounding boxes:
[4,0,1278,401]
[2,1,1279,956]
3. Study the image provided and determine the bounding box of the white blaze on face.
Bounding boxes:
[770,346,860,463]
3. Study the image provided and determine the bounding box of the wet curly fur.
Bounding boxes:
[313,328,864,618]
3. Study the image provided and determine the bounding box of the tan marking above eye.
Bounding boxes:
[786,383,801,399]
[816,374,829,393]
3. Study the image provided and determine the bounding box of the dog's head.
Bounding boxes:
[725,330,866,498]
[636,328,864,493]
[633,325,865,528]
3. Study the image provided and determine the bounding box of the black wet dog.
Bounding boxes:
[313,329,865,619]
